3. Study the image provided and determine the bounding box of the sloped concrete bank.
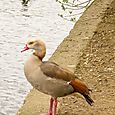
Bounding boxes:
[17,0,115,115]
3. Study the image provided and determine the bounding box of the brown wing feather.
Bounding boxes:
[70,80,94,105]
[69,80,89,94]
[40,61,75,81]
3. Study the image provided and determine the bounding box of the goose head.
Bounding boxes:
[21,38,46,60]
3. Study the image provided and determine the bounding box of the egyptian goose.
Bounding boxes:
[21,38,94,115]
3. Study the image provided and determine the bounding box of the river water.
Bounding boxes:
[0,0,74,115]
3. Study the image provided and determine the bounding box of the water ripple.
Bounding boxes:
[0,0,73,115]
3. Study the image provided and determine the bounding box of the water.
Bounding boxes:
[0,0,74,115]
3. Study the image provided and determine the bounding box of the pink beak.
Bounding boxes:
[21,44,29,52]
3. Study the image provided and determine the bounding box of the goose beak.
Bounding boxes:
[21,44,29,52]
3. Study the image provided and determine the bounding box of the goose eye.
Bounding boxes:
[29,41,34,45]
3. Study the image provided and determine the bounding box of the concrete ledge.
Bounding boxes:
[50,0,114,69]
[17,0,115,115]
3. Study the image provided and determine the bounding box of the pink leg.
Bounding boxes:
[40,97,54,115]
[48,97,54,115]
[53,98,58,115]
